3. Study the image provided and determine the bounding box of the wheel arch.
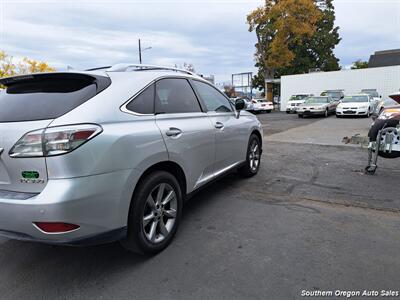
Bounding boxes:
[135,161,187,198]
[251,129,263,152]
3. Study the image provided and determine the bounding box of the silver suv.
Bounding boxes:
[0,64,262,254]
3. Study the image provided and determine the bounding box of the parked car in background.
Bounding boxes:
[361,89,382,113]
[242,98,254,112]
[361,89,380,100]
[371,94,400,118]
[286,94,313,113]
[230,97,252,111]
[0,64,263,255]
[320,90,344,101]
[297,96,338,118]
[252,98,274,113]
[336,94,374,118]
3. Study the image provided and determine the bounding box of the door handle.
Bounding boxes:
[166,128,182,137]
[215,122,224,129]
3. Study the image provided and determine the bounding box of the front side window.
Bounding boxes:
[192,80,232,112]
[126,84,154,114]
[290,95,308,100]
[155,79,201,114]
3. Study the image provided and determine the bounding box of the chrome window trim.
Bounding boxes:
[191,79,235,113]
[120,80,156,116]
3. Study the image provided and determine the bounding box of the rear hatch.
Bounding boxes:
[0,72,110,194]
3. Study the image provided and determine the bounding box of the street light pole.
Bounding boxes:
[138,39,142,64]
[138,39,152,64]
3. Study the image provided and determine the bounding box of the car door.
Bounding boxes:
[191,80,249,176]
[154,78,216,192]
[369,95,377,111]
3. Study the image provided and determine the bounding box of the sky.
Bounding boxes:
[0,0,399,84]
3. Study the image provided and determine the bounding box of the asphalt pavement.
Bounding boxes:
[0,112,399,300]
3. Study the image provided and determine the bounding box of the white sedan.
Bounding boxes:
[251,98,274,113]
[336,94,374,117]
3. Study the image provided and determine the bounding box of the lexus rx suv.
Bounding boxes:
[0,64,263,255]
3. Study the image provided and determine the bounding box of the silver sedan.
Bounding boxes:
[297,96,338,118]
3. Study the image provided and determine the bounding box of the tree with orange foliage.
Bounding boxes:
[247,0,322,84]
[0,50,55,79]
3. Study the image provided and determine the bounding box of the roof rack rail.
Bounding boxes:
[106,63,196,76]
[85,66,112,71]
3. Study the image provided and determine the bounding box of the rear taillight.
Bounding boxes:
[34,222,80,233]
[10,124,102,158]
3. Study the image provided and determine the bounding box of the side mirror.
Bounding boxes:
[235,99,245,111]
[235,99,245,118]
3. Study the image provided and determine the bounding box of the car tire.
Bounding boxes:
[121,171,182,255]
[366,109,370,118]
[238,134,261,178]
[286,111,290,114]
[298,114,303,118]
[324,109,328,118]
[266,110,272,113]
[336,114,342,118]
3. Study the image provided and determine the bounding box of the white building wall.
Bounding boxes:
[280,65,400,111]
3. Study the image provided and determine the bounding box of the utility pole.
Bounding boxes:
[138,39,142,64]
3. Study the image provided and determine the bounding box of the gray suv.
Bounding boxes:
[0,64,262,254]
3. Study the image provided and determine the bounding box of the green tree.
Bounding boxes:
[251,70,266,91]
[351,59,368,69]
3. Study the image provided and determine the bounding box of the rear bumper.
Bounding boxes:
[254,106,273,111]
[0,169,138,245]
[0,227,127,246]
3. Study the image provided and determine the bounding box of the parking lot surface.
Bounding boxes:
[0,112,399,299]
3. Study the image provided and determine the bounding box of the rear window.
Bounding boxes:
[321,91,341,99]
[0,74,108,122]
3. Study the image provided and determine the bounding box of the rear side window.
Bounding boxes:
[0,76,99,122]
[126,84,154,114]
[155,78,201,114]
[192,80,232,112]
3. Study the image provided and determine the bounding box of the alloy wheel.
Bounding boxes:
[249,140,260,172]
[142,183,177,244]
